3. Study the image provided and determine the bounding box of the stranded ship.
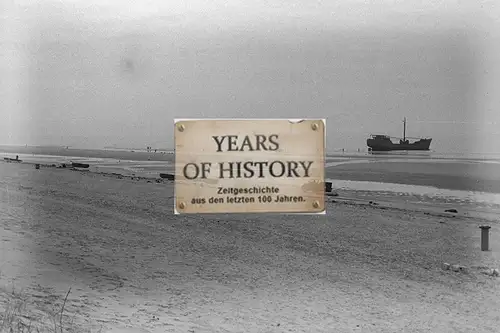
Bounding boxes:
[367,118,432,152]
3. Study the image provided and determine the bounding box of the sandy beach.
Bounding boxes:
[4,0,500,330]
[1,156,500,332]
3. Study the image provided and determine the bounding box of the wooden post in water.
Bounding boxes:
[402,117,406,142]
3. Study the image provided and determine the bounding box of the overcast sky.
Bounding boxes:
[1,0,499,153]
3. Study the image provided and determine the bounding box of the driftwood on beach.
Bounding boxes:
[159,173,175,180]
[3,156,22,163]
[71,162,90,168]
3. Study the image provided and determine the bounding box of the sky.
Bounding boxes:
[1,0,500,153]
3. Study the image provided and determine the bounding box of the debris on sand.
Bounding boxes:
[482,269,500,277]
[451,265,468,273]
[159,173,175,180]
[445,209,458,213]
[3,155,22,163]
[71,162,90,169]
[442,263,468,273]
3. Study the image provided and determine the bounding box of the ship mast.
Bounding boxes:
[403,117,406,141]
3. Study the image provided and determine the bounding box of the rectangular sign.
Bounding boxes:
[174,119,325,214]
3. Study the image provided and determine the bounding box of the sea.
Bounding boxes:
[2,147,500,216]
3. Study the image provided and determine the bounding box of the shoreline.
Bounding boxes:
[3,145,500,162]
[2,158,498,223]
[3,148,500,220]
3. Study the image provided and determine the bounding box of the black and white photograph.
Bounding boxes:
[1,0,500,332]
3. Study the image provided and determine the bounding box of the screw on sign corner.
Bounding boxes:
[311,122,320,131]
[177,123,185,132]
[313,201,320,209]
[178,202,186,210]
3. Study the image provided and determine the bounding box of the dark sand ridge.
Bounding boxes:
[1,162,500,332]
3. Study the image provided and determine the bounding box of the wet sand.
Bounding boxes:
[328,160,500,193]
[3,147,500,220]
[1,162,500,332]
[3,145,500,194]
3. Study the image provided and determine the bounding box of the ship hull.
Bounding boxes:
[367,138,432,151]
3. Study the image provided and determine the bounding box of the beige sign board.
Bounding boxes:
[174,119,325,214]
